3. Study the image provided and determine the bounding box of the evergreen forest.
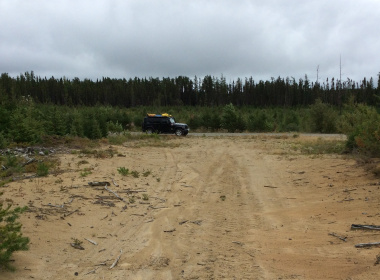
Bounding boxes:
[0,71,380,157]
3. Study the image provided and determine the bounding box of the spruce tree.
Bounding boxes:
[0,193,29,271]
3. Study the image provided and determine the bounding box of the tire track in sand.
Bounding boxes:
[125,138,267,279]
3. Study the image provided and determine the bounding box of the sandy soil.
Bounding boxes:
[2,134,380,280]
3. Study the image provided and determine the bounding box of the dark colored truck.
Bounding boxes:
[142,113,189,136]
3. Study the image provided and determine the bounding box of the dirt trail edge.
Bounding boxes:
[2,135,380,279]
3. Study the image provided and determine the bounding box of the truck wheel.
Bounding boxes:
[175,129,183,136]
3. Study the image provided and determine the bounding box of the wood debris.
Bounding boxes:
[150,196,166,202]
[351,224,380,231]
[63,209,79,218]
[44,203,64,208]
[105,185,128,205]
[70,243,84,250]
[84,238,97,245]
[111,178,119,187]
[88,181,110,187]
[355,242,380,248]
[110,250,123,269]
[84,267,99,275]
[328,232,347,242]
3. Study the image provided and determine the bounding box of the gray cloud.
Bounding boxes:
[1,0,379,83]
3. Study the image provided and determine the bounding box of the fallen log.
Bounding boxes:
[22,158,36,167]
[88,181,110,187]
[120,189,147,193]
[355,242,380,248]
[351,224,380,231]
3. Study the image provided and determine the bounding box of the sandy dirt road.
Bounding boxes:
[2,135,380,279]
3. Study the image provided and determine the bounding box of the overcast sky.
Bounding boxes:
[1,0,379,84]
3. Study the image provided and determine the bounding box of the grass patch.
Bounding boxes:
[142,170,152,177]
[117,167,129,176]
[355,156,380,178]
[108,133,181,148]
[80,168,92,177]
[108,132,160,145]
[0,178,12,187]
[0,155,24,179]
[36,162,49,177]
[41,135,99,149]
[77,148,117,158]
[372,164,380,177]
[295,139,346,155]
[77,160,89,166]
[131,170,139,178]
[55,178,64,184]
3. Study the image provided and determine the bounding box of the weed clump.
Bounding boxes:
[117,167,129,176]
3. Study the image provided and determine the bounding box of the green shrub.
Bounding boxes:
[187,114,202,130]
[107,121,123,133]
[132,115,143,130]
[69,113,84,137]
[0,194,30,271]
[221,103,245,132]
[0,132,7,149]
[108,132,129,145]
[281,110,300,132]
[5,155,18,168]
[338,103,380,156]
[247,110,272,132]
[309,99,338,133]
[36,162,49,177]
[8,108,44,144]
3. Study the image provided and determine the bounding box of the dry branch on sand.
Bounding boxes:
[110,250,123,269]
[355,242,380,248]
[351,224,380,231]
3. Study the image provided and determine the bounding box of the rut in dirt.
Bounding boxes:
[126,139,273,279]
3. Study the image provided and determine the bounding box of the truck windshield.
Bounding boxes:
[169,117,175,124]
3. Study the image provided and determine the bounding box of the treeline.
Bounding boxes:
[1,71,379,157]
[1,72,380,107]
[0,99,379,156]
